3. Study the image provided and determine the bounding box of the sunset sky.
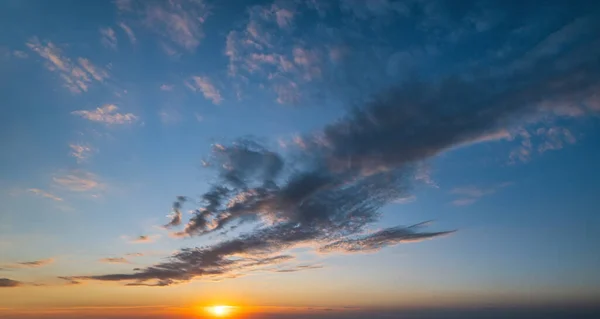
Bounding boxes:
[1,0,600,318]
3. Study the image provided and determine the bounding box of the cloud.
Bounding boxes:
[27,188,63,202]
[118,22,136,44]
[0,278,22,288]
[164,196,186,228]
[185,76,223,104]
[100,27,118,49]
[99,257,130,264]
[12,50,28,59]
[117,0,210,52]
[270,264,323,273]
[125,253,144,257]
[124,235,160,244]
[77,58,109,82]
[58,276,81,285]
[72,9,600,286]
[536,127,577,153]
[450,183,513,206]
[52,170,103,192]
[160,84,174,91]
[72,104,138,125]
[69,143,93,163]
[1,258,55,270]
[26,37,109,93]
[17,258,54,267]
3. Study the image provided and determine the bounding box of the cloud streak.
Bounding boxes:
[27,189,63,202]
[72,104,138,125]
[26,37,109,93]
[185,76,223,104]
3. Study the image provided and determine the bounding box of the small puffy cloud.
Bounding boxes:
[100,27,118,50]
[99,257,130,264]
[0,278,22,288]
[118,22,136,44]
[27,188,63,202]
[69,143,94,163]
[52,170,103,192]
[26,37,109,93]
[185,76,223,104]
[72,104,138,125]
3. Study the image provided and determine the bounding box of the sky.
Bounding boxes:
[1,0,600,318]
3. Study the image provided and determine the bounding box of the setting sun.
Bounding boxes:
[206,305,234,317]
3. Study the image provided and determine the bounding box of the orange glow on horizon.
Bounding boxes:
[205,305,235,317]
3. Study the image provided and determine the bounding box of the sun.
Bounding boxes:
[206,305,233,317]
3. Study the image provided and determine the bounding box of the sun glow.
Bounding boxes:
[206,305,234,317]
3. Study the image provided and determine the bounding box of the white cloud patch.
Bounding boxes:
[118,0,210,53]
[72,104,138,125]
[69,143,94,163]
[52,170,104,193]
[450,182,513,206]
[186,76,222,104]
[26,37,109,93]
[100,27,118,49]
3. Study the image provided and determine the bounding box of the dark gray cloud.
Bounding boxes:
[0,278,22,287]
[72,7,600,286]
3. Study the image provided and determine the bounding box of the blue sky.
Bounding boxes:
[1,0,600,316]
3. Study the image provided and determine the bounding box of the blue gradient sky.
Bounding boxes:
[1,0,600,317]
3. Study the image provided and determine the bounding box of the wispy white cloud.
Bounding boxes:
[118,0,210,53]
[69,143,94,163]
[118,22,136,44]
[536,127,577,153]
[186,76,222,104]
[100,27,118,50]
[12,50,28,59]
[27,189,63,202]
[26,37,109,93]
[52,170,104,193]
[78,58,109,82]
[72,104,138,125]
[450,182,513,206]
